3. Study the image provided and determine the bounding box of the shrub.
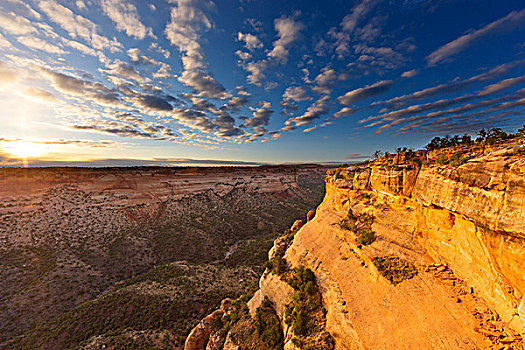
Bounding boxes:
[514,146,525,156]
[338,210,376,246]
[255,297,283,347]
[356,227,375,245]
[448,152,468,167]
[435,154,448,165]
[372,256,418,285]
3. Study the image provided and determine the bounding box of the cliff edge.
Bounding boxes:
[186,141,525,349]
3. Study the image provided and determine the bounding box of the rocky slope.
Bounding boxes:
[201,142,524,349]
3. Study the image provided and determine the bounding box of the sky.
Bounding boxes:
[0,0,524,166]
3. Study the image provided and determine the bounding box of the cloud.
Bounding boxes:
[363,86,525,134]
[0,61,17,84]
[72,120,169,139]
[39,0,122,51]
[353,44,407,70]
[5,0,42,19]
[224,96,248,110]
[268,16,304,63]
[0,33,13,48]
[375,60,525,107]
[16,36,66,54]
[345,153,367,160]
[401,69,418,78]
[311,67,337,95]
[476,75,525,97]
[427,9,525,65]
[282,86,312,102]
[237,32,262,51]
[165,0,213,70]
[132,95,174,112]
[240,15,303,86]
[332,107,356,119]
[240,101,273,139]
[100,0,155,40]
[149,42,171,59]
[102,60,148,83]
[338,80,393,105]
[329,0,380,57]
[39,67,121,106]
[0,11,37,35]
[171,108,216,134]
[244,60,268,86]
[22,87,58,102]
[235,50,252,60]
[285,95,330,127]
[179,70,230,99]
[164,0,230,99]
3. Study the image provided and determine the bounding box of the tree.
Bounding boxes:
[372,150,383,159]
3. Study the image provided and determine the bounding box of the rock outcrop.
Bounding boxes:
[247,143,525,349]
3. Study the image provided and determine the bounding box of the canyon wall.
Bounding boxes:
[248,145,524,349]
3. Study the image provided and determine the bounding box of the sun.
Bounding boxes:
[5,141,47,159]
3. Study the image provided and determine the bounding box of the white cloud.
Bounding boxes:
[100,0,155,40]
[427,9,525,66]
[149,42,171,59]
[282,86,312,102]
[164,0,213,71]
[235,50,252,60]
[285,95,330,127]
[17,36,66,54]
[401,69,418,78]
[338,80,393,105]
[0,12,37,35]
[38,0,121,51]
[0,33,13,48]
[268,16,304,63]
[237,32,262,51]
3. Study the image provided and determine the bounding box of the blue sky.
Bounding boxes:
[0,0,524,166]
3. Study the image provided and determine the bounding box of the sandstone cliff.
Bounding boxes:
[228,143,524,349]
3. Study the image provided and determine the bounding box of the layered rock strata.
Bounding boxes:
[249,145,524,349]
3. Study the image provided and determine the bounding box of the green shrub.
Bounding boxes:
[448,152,468,167]
[255,297,283,347]
[514,146,525,156]
[372,256,418,285]
[435,154,448,165]
[339,210,376,246]
[356,227,375,245]
[285,267,321,336]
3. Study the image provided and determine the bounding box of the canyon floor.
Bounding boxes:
[0,165,327,349]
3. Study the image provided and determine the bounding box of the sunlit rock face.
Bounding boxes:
[251,143,524,349]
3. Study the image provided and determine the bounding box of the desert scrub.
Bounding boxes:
[435,154,449,165]
[372,256,418,285]
[448,152,468,167]
[338,209,376,246]
[255,297,283,348]
[285,266,334,349]
[514,146,525,156]
[264,228,298,276]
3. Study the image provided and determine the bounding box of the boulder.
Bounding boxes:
[291,220,303,231]
[184,309,225,350]
[307,209,315,222]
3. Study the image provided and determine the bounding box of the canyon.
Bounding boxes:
[0,165,327,349]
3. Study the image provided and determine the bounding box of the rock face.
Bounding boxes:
[251,144,525,349]
[184,309,225,350]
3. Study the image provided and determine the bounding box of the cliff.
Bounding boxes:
[207,142,525,349]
